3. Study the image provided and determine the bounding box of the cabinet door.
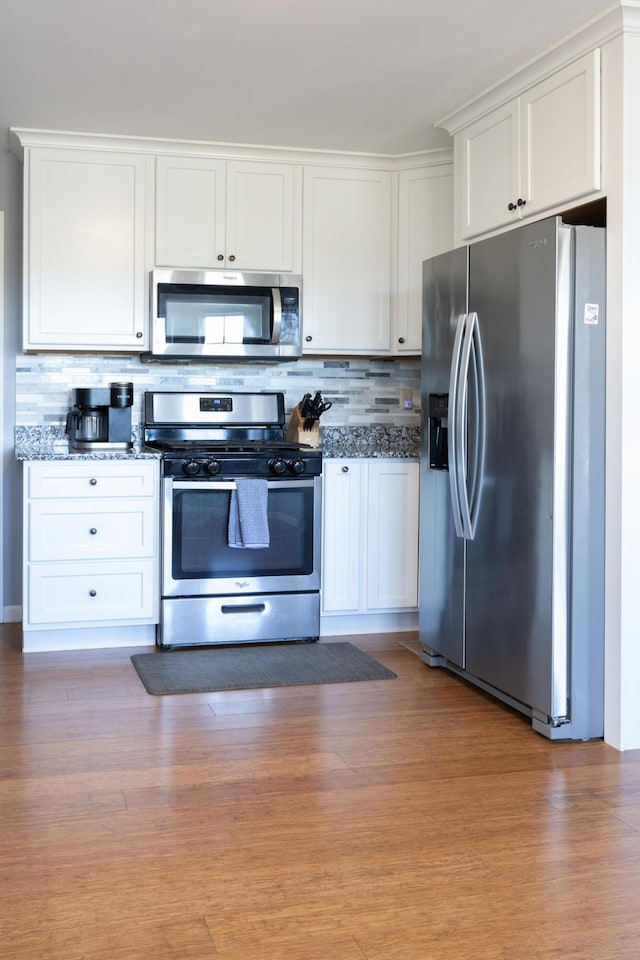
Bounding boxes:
[366,462,419,610]
[521,50,601,217]
[457,101,521,240]
[155,156,226,267]
[394,166,453,354]
[321,460,363,613]
[302,167,391,353]
[225,161,300,272]
[25,148,148,350]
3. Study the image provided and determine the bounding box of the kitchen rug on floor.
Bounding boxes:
[130,642,396,695]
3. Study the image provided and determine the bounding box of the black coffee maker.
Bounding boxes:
[66,382,134,451]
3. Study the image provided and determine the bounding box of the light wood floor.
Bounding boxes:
[1,623,639,959]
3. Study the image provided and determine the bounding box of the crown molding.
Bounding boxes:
[436,1,638,136]
[8,127,452,171]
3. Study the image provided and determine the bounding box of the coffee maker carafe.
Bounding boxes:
[66,382,134,451]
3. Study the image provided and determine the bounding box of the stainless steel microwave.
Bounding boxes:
[148,269,302,361]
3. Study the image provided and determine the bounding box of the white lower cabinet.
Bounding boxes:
[322,459,419,616]
[23,460,160,651]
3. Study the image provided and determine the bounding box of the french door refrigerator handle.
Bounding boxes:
[466,312,486,540]
[456,312,474,538]
[448,313,467,538]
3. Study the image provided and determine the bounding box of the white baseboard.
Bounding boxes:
[320,611,418,637]
[21,623,157,652]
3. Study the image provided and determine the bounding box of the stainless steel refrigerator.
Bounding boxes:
[419,215,605,740]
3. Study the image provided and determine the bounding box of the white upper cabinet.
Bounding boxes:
[521,52,601,217]
[456,50,601,241]
[14,131,452,356]
[155,156,225,268]
[302,166,392,354]
[155,156,301,272]
[456,102,521,240]
[394,164,453,354]
[24,147,150,351]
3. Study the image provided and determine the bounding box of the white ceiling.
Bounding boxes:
[1,0,614,155]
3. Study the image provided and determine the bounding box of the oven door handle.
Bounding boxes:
[168,478,317,490]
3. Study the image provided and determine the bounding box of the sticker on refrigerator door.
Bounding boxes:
[584,303,600,325]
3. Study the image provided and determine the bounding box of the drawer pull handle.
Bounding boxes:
[89,528,97,535]
[220,603,266,615]
[89,590,97,598]
[341,465,349,473]
[89,478,98,486]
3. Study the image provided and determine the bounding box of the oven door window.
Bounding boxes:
[158,284,273,345]
[172,483,314,579]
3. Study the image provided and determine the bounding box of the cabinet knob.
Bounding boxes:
[89,528,97,535]
[398,337,405,344]
[228,254,236,262]
[217,254,224,261]
[89,478,97,486]
[136,331,143,339]
[341,465,349,473]
[89,590,97,597]
[517,197,527,207]
[508,202,517,211]
[305,335,312,342]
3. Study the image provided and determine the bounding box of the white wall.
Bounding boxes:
[601,29,640,750]
[0,150,22,619]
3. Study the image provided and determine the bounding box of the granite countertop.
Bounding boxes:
[320,425,419,459]
[14,426,160,461]
[15,424,420,461]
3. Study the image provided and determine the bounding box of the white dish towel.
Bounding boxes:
[228,478,270,549]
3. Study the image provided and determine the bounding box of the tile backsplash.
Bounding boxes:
[16,354,421,429]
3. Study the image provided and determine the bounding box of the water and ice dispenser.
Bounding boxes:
[428,394,449,471]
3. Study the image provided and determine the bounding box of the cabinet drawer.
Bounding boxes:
[27,460,158,499]
[29,499,156,561]
[27,560,156,624]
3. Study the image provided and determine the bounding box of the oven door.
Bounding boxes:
[162,476,321,597]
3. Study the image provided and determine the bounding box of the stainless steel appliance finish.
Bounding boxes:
[65,382,134,451]
[143,391,322,650]
[148,269,302,362]
[420,216,605,741]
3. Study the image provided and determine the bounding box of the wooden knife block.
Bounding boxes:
[286,406,320,447]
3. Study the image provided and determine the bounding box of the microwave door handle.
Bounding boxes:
[271,288,282,344]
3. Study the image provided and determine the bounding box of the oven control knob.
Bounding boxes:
[205,459,222,476]
[182,459,201,477]
[288,458,306,475]
[268,457,288,475]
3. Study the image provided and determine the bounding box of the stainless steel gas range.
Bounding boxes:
[143,391,322,650]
